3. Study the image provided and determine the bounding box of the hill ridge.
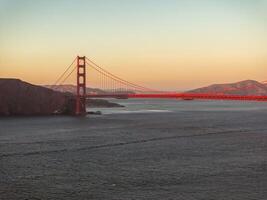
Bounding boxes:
[188,80,267,95]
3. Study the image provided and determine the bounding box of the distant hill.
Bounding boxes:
[188,80,267,96]
[43,84,106,94]
[44,84,135,94]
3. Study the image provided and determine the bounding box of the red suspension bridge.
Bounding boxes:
[52,56,267,115]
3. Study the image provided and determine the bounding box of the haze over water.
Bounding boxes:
[1,100,266,199]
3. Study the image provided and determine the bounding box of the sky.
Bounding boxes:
[0,0,267,90]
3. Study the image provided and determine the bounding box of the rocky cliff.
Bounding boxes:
[0,79,75,116]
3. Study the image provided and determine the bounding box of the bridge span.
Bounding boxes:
[86,93,267,101]
[52,56,267,115]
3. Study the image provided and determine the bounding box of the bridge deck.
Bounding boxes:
[86,93,267,101]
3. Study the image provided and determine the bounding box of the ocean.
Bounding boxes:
[0,99,266,200]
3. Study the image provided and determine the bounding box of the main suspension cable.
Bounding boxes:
[85,57,161,92]
[86,61,145,92]
[53,64,76,89]
[51,57,77,88]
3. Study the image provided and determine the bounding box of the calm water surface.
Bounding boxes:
[0,99,267,200]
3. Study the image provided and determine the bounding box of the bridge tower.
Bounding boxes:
[76,56,86,115]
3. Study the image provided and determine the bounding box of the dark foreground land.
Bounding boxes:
[0,79,122,116]
[0,101,267,200]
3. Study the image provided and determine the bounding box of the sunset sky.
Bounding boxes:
[0,0,267,90]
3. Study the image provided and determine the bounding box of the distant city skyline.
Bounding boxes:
[0,0,267,90]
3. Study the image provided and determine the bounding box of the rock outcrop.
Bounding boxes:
[86,99,124,107]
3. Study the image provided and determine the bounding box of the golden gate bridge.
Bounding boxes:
[52,56,267,115]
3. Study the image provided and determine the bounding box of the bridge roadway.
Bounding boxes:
[86,93,267,101]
